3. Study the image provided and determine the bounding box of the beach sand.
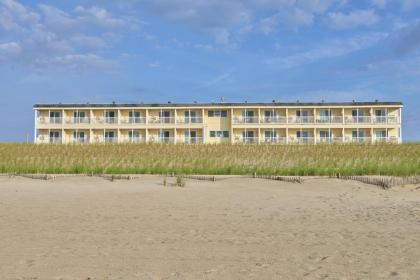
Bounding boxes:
[0,176,419,279]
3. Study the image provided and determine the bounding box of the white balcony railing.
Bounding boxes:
[177,137,204,144]
[287,116,315,124]
[263,137,287,144]
[289,137,315,144]
[233,117,259,124]
[72,137,89,144]
[260,117,288,124]
[66,117,91,125]
[120,117,147,124]
[234,137,259,144]
[49,137,62,144]
[148,117,176,124]
[176,117,204,124]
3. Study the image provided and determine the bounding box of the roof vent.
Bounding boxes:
[112,101,116,105]
[352,100,355,103]
[193,101,197,103]
[168,101,171,104]
[375,99,378,102]
[272,100,276,103]
[244,100,248,103]
[220,97,225,103]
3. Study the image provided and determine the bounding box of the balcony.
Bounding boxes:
[287,116,315,124]
[37,117,63,125]
[49,137,62,144]
[260,117,287,124]
[177,137,204,144]
[234,137,259,144]
[148,137,175,144]
[124,137,146,143]
[232,117,259,124]
[72,137,89,144]
[289,137,315,144]
[262,137,287,144]
[148,117,176,125]
[176,117,204,125]
[120,117,147,125]
[66,117,91,125]
[91,117,119,125]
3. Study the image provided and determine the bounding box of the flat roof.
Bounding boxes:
[34,101,403,108]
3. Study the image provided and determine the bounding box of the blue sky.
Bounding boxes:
[0,0,419,142]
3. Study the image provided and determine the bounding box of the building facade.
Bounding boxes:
[34,102,403,144]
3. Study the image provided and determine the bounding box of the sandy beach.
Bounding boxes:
[0,175,419,279]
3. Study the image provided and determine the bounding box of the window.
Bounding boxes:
[49,111,61,124]
[129,111,140,118]
[210,131,229,138]
[265,131,277,138]
[352,131,365,138]
[375,130,386,138]
[74,112,86,124]
[296,131,308,138]
[319,131,330,138]
[73,131,85,143]
[208,110,227,117]
[129,131,140,138]
[49,131,60,143]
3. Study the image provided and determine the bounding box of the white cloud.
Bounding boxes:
[327,9,379,29]
[402,0,420,10]
[75,6,127,28]
[371,0,387,8]
[0,41,21,60]
[265,32,388,69]
[0,0,136,71]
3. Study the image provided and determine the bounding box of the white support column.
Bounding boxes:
[258,108,261,124]
[230,108,234,144]
[34,109,37,143]
[61,109,65,144]
[286,108,289,124]
[314,127,316,144]
[174,128,177,144]
[342,127,345,143]
[286,127,289,144]
[117,109,121,125]
[342,108,345,124]
[313,108,316,124]
[202,108,206,144]
[371,127,374,143]
[328,127,331,143]
[145,128,149,144]
[145,109,149,125]
[399,108,402,143]
[117,128,120,143]
[258,127,261,144]
[370,107,373,124]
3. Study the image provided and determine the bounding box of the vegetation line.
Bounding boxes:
[0,143,419,176]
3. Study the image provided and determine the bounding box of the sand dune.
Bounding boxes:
[0,176,419,279]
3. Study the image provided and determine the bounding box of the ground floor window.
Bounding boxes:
[210,131,229,138]
[319,131,330,138]
[296,131,309,138]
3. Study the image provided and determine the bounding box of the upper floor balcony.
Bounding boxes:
[232,115,400,125]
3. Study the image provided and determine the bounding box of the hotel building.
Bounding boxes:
[34,101,403,144]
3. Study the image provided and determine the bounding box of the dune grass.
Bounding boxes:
[0,143,419,176]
